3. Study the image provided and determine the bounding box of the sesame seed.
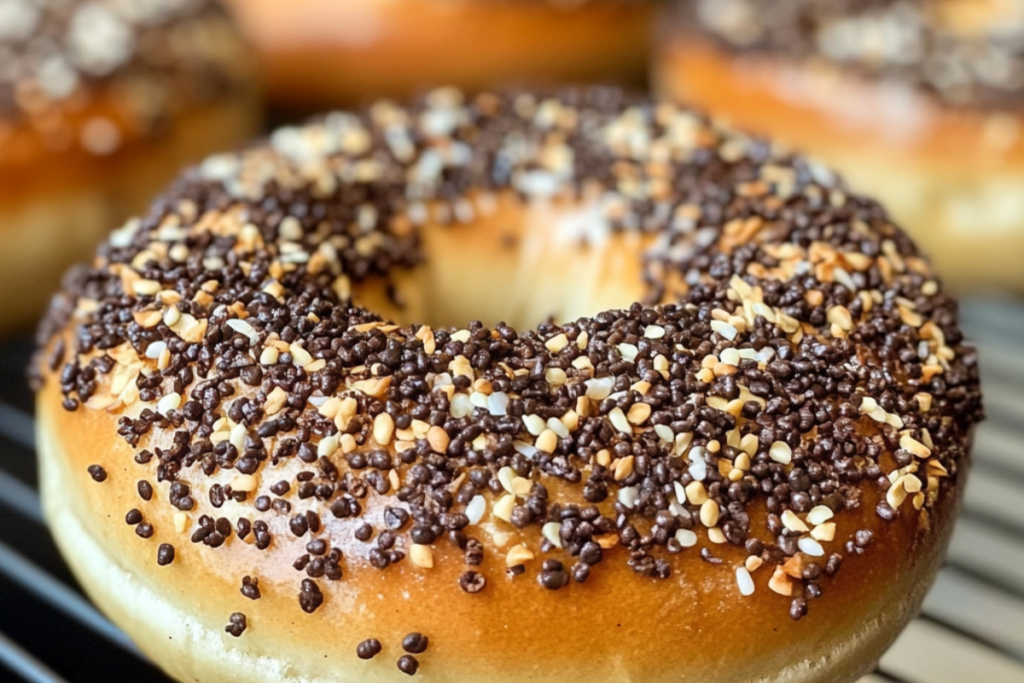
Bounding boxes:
[899,434,932,458]
[806,506,834,525]
[493,494,516,522]
[373,412,395,445]
[644,325,666,339]
[156,392,181,416]
[736,567,755,596]
[626,402,652,425]
[613,456,635,481]
[542,522,562,548]
[505,544,534,567]
[797,538,825,557]
[781,510,809,533]
[675,529,698,548]
[769,441,793,465]
[700,499,720,527]
[466,496,485,524]
[409,544,434,569]
[535,429,557,454]
[544,333,568,353]
[769,567,793,596]
[685,481,708,505]
[523,414,546,436]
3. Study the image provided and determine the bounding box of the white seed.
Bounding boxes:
[546,417,569,438]
[260,346,279,365]
[718,350,742,370]
[542,522,562,548]
[318,434,340,457]
[410,544,434,569]
[450,393,474,418]
[505,544,534,567]
[827,305,854,332]
[487,392,509,416]
[545,368,567,386]
[514,442,539,459]
[465,495,485,525]
[688,448,708,481]
[585,377,615,401]
[162,306,181,327]
[700,499,720,527]
[545,333,568,353]
[655,424,674,443]
[535,429,558,454]
[173,512,188,533]
[710,320,738,340]
[674,481,687,506]
[427,425,450,454]
[675,529,698,548]
[226,319,258,344]
[811,523,836,542]
[769,567,793,596]
[806,506,834,526]
[736,567,755,596]
[900,434,932,458]
[617,486,639,509]
[133,279,161,296]
[373,412,395,444]
[644,325,666,339]
[523,414,546,436]
[781,509,809,533]
[608,407,631,434]
[145,341,167,360]
[512,477,532,497]
[798,537,825,557]
[498,466,516,494]
[157,392,181,415]
[627,402,652,425]
[685,481,708,505]
[769,441,793,465]
[616,343,639,362]
[613,456,635,481]
[470,391,489,409]
[229,423,247,451]
[493,494,516,522]
[289,343,313,367]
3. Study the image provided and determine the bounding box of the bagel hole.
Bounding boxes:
[351,193,649,330]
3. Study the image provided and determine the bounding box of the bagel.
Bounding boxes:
[654,0,1024,293]
[222,0,654,108]
[0,0,259,329]
[34,87,982,683]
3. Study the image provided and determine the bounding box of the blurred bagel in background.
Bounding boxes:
[0,0,260,331]
[654,0,1024,293]
[223,0,654,109]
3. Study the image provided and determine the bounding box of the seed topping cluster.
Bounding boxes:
[36,87,982,654]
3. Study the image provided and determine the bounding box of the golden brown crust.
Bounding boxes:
[223,0,653,108]
[653,35,1024,292]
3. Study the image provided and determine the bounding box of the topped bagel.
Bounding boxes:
[34,88,983,683]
